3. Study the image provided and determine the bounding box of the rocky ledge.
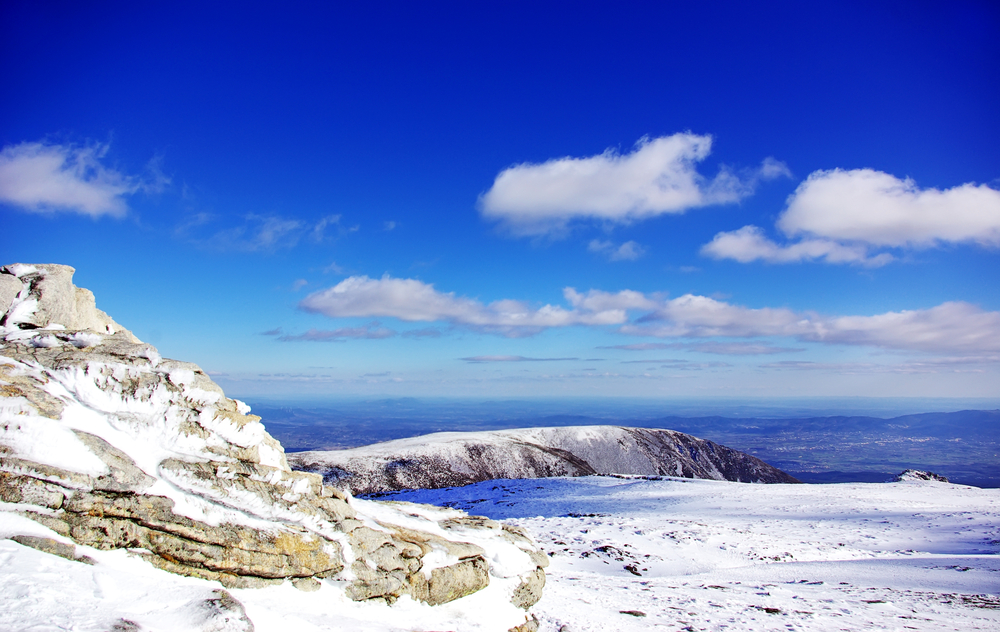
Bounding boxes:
[0,264,546,630]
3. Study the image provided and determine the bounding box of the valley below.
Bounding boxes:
[256,402,1000,488]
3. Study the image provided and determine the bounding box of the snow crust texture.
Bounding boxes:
[290,425,799,495]
[0,264,546,632]
[387,475,1000,632]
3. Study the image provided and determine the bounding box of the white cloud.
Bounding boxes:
[300,276,1000,355]
[479,134,786,236]
[629,295,1000,355]
[299,276,631,336]
[0,141,139,217]
[701,225,893,266]
[588,239,646,261]
[803,301,1000,353]
[781,169,1000,247]
[703,168,1000,266]
[563,287,661,314]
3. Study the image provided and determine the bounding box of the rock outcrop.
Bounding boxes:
[0,264,546,627]
[891,469,950,483]
[289,425,800,495]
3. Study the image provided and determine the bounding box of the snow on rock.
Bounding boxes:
[0,264,546,632]
[892,468,951,483]
[289,425,799,495]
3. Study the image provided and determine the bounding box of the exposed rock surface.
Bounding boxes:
[891,469,950,483]
[0,264,546,626]
[290,425,800,494]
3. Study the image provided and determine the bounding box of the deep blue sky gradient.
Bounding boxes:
[2,1,998,399]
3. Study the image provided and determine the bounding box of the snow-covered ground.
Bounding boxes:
[2,475,998,631]
[381,476,1000,631]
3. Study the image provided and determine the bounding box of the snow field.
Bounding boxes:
[382,475,1000,631]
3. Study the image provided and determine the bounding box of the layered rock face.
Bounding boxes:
[290,425,800,495]
[0,264,546,622]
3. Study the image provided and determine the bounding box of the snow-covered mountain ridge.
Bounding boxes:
[289,425,799,495]
[0,264,545,632]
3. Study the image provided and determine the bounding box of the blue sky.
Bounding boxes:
[2,1,999,400]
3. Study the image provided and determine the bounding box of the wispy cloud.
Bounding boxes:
[702,225,893,266]
[479,134,788,236]
[311,214,343,242]
[460,355,579,363]
[260,327,282,336]
[601,341,803,355]
[300,276,1000,355]
[402,327,444,338]
[187,214,356,253]
[588,239,646,261]
[703,169,1000,266]
[0,141,161,217]
[278,324,396,342]
[299,275,644,337]
[762,355,999,374]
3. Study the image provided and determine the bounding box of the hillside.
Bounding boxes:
[289,425,799,495]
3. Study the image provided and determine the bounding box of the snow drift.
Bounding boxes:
[289,425,800,495]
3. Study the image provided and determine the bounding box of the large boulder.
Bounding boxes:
[0,264,547,624]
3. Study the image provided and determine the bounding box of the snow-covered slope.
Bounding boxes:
[0,264,545,632]
[384,475,1000,632]
[289,425,799,495]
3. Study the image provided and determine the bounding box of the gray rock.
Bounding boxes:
[0,272,22,316]
[9,534,78,561]
[892,469,950,483]
[0,264,138,340]
[408,556,490,606]
[510,568,545,610]
[291,577,322,592]
[72,430,156,492]
[196,590,255,632]
[1,262,548,612]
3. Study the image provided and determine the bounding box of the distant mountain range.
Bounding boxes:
[258,405,1000,488]
[288,425,800,494]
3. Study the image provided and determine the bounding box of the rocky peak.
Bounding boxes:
[0,264,545,631]
[891,469,950,483]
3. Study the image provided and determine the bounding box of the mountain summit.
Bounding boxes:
[290,425,800,495]
[0,264,545,631]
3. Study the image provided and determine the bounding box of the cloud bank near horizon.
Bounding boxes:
[299,275,1000,355]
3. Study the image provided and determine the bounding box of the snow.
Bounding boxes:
[381,475,1000,631]
[4,473,997,631]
